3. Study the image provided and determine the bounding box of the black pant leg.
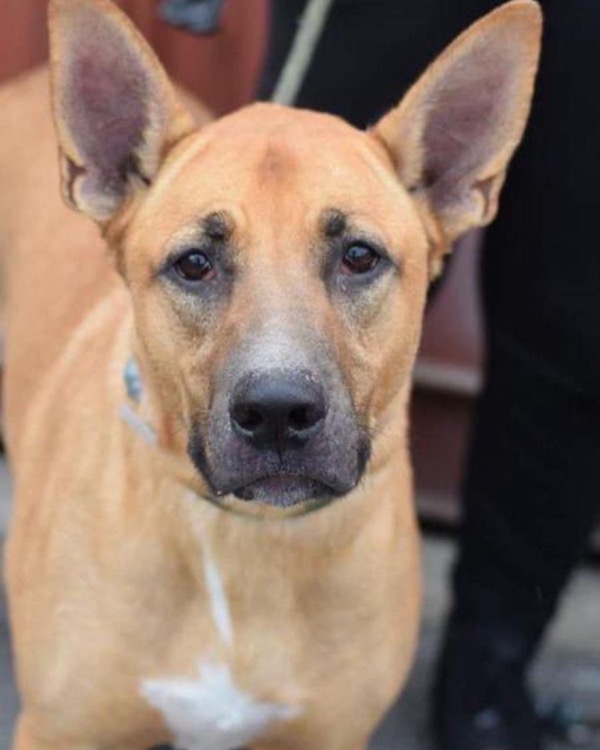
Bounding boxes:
[455,0,600,633]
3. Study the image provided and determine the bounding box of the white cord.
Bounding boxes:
[270,0,336,107]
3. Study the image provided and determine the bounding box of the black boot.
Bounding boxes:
[433,608,545,750]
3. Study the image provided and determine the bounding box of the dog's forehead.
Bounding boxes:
[186,102,385,175]
[145,103,409,224]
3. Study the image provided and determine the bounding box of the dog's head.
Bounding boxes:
[48,0,541,514]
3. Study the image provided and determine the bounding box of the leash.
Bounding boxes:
[160,0,336,107]
[270,0,336,106]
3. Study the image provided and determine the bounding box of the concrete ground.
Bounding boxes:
[0,458,598,749]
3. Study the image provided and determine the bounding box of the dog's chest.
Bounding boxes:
[139,537,300,750]
[142,662,298,750]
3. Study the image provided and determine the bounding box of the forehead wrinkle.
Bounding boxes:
[238,139,308,257]
[255,141,298,184]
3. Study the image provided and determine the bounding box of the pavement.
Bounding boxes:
[0,457,599,749]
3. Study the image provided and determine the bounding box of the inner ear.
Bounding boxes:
[61,23,155,201]
[422,40,522,210]
[373,0,542,246]
[50,0,193,221]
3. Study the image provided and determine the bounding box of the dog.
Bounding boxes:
[0,1,541,748]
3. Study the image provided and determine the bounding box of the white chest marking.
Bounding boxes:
[202,542,233,648]
[141,661,299,750]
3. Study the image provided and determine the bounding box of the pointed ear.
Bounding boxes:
[374,0,542,248]
[49,0,195,222]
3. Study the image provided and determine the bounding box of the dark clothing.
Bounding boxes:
[260,0,600,647]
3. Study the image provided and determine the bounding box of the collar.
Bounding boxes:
[119,357,157,446]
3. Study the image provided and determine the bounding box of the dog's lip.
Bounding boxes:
[215,471,345,506]
[230,471,337,494]
[190,428,372,510]
[241,473,304,492]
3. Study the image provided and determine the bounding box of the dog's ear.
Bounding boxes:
[49,0,195,222]
[374,0,541,259]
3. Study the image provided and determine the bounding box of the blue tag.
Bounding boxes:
[124,358,144,403]
[159,0,224,34]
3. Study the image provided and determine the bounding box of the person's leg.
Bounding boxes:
[435,2,600,749]
[434,355,600,750]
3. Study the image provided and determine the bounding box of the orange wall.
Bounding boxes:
[0,0,269,115]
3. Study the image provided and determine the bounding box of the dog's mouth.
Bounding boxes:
[189,434,370,514]
[188,397,371,515]
[230,473,338,508]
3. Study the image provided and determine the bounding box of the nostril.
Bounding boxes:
[233,405,263,433]
[289,406,308,431]
[288,405,320,432]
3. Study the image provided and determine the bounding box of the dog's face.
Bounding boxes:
[121,107,430,509]
[49,0,541,512]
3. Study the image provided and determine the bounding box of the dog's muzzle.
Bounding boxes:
[188,367,370,511]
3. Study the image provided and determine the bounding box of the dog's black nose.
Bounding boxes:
[230,372,327,451]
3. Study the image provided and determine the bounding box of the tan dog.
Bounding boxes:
[0,1,541,748]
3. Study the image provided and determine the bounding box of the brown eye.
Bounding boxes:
[174,251,214,282]
[341,244,380,275]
